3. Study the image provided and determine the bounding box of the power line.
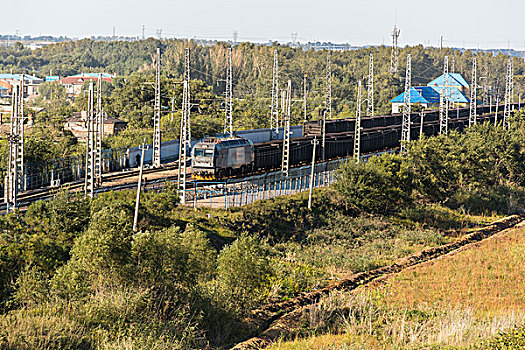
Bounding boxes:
[440,56,449,135]
[469,57,477,127]
[325,50,332,120]
[270,50,279,133]
[178,48,191,204]
[367,53,374,116]
[390,25,400,74]
[354,80,362,162]
[503,57,513,128]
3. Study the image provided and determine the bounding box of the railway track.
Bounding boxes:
[0,106,516,214]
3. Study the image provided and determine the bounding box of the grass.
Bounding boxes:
[269,222,525,350]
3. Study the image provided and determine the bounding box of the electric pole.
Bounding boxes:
[84,82,95,198]
[152,48,162,168]
[503,58,513,128]
[178,48,191,204]
[469,57,477,127]
[354,80,362,162]
[4,79,24,211]
[440,56,449,135]
[308,137,319,210]
[367,53,374,116]
[420,110,425,139]
[400,54,411,153]
[325,51,332,119]
[133,140,147,232]
[95,74,103,185]
[142,25,145,40]
[281,80,291,177]
[270,50,279,133]
[390,25,400,73]
[224,47,233,136]
[303,72,308,124]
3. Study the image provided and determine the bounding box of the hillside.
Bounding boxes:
[270,221,525,349]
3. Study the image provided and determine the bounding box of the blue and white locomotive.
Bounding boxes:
[191,137,255,179]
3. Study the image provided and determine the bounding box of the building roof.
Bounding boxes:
[68,113,127,125]
[71,73,114,78]
[444,87,470,103]
[427,73,469,89]
[0,74,43,83]
[390,86,441,104]
[59,76,113,85]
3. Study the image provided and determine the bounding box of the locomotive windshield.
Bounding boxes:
[194,148,214,157]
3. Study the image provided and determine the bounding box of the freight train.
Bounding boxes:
[190,104,518,180]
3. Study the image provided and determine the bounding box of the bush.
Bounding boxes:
[335,153,413,214]
[217,233,273,309]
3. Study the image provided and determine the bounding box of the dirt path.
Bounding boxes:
[231,215,524,349]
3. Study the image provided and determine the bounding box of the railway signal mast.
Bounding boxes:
[270,50,279,133]
[390,25,400,74]
[84,82,96,198]
[367,53,374,116]
[503,58,513,128]
[224,47,233,137]
[469,57,477,127]
[440,56,449,135]
[152,48,162,168]
[178,48,191,204]
[281,80,292,177]
[354,80,362,162]
[400,54,411,153]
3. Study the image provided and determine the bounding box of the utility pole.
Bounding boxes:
[281,80,291,177]
[308,137,319,210]
[469,57,477,127]
[152,48,162,168]
[133,140,147,232]
[95,74,103,185]
[503,58,513,128]
[400,54,411,153]
[367,53,374,116]
[224,47,233,136]
[270,50,279,133]
[84,82,95,198]
[178,48,191,204]
[142,25,145,40]
[440,56,449,135]
[354,80,362,162]
[325,51,332,119]
[440,36,444,50]
[390,25,400,74]
[303,72,308,124]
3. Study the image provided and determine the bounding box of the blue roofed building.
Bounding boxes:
[390,86,442,113]
[391,72,472,113]
[0,74,43,97]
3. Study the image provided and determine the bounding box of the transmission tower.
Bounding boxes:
[469,57,477,127]
[224,47,233,136]
[503,58,513,128]
[390,25,400,73]
[178,48,191,204]
[95,74,103,185]
[400,54,411,153]
[325,51,332,119]
[440,56,449,135]
[367,53,374,116]
[84,82,95,198]
[354,80,362,162]
[270,50,279,133]
[281,80,291,177]
[152,48,162,168]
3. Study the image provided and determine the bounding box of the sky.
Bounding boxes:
[2,0,525,50]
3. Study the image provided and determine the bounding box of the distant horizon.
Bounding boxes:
[2,0,525,51]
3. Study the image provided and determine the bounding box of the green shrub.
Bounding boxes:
[335,153,413,214]
[217,233,273,309]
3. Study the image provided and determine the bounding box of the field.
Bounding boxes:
[269,222,525,349]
